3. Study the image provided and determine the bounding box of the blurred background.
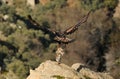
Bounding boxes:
[0,0,120,79]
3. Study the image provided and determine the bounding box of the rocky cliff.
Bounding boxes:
[26,60,113,79]
[114,0,120,18]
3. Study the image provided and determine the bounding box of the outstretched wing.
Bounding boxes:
[63,10,91,35]
[28,15,57,35]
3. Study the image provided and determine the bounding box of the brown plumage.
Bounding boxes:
[28,11,91,45]
[63,10,91,35]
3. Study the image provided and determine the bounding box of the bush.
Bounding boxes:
[80,0,118,10]
[7,59,29,79]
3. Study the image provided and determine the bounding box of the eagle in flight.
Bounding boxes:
[28,11,91,46]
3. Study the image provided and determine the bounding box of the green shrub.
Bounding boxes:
[53,75,65,79]
[7,59,29,79]
[80,0,118,10]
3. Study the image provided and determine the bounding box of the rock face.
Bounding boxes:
[114,0,120,18]
[2,0,13,5]
[27,0,36,7]
[26,60,114,79]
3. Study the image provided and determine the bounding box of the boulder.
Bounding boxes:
[114,0,120,18]
[27,60,114,79]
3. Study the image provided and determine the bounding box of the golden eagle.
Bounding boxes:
[28,11,91,45]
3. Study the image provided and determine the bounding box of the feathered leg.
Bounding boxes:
[55,46,64,64]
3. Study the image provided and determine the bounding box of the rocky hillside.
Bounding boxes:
[26,60,113,79]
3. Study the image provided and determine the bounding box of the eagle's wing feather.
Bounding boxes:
[64,10,91,35]
[28,15,57,35]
